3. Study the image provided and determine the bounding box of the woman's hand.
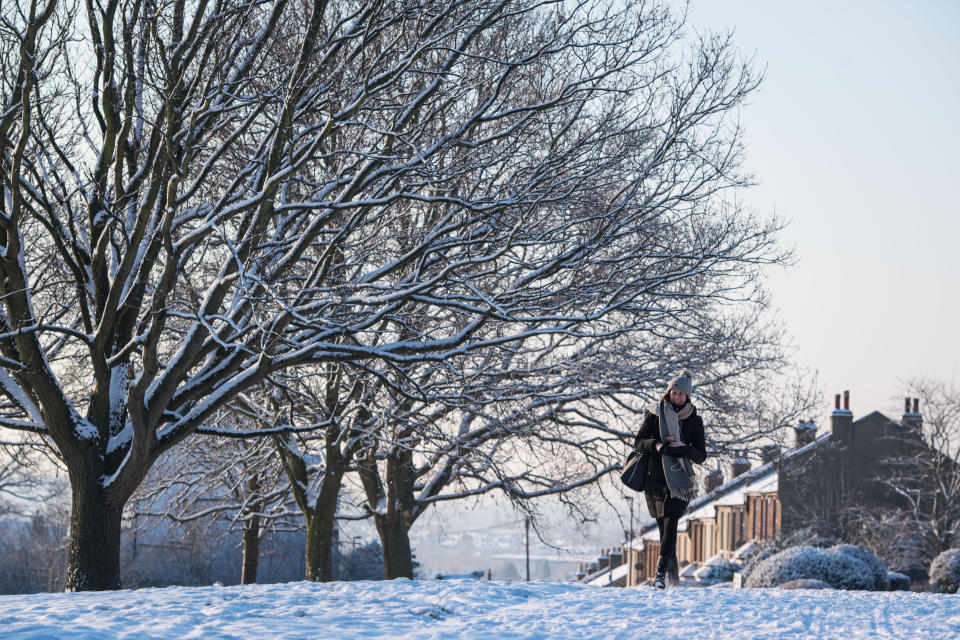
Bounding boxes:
[666,443,691,458]
[656,436,677,453]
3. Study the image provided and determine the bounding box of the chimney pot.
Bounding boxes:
[760,444,781,464]
[731,455,751,478]
[902,398,923,429]
[705,469,724,493]
[835,394,841,410]
[609,548,623,569]
[830,394,854,439]
[794,421,817,447]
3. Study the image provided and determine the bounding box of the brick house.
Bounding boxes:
[580,392,928,587]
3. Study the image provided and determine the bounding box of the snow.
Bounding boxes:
[1,580,958,639]
[0,369,43,426]
[99,445,131,488]
[72,414,100,443]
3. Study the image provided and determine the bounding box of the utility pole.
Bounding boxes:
[525,516,531,582]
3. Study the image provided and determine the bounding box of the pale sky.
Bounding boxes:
[687,0,960,423]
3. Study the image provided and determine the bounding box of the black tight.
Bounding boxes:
[656,514,680,559]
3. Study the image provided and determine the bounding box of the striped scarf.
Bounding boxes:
[652,399,699,502]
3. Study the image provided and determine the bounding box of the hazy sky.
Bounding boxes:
[686,0,960,423]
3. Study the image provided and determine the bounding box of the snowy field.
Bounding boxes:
[2,579,958,639]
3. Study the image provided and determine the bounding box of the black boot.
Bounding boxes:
[653,557,669,590]
[667,556,680,587]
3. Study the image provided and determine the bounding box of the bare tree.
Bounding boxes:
[267,368,375,582]
[349,299,815,578]
[0,0,779,591]
[878,380,960,559]
[0,441,59,517]
[130,411,297,585]
[353,342,633,578]
[0,500,70,594]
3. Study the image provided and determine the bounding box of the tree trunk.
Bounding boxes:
[359,449,417,580]
[241,514,261,584]
[273,416,349,583]
[305,513,336,581]
[65,473,123,591]
[377,513,414,579]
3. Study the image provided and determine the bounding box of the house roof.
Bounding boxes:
[582,560,630,587]
[857,410,891,422]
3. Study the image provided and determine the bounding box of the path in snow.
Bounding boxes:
[1,579,957,639]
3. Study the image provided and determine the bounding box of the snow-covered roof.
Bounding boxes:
[581,566,610,585]
[683,497,718,522]
[692,554,727,580]
[742,471,778,496]
[608,561,630,584]
[583,560,630,587]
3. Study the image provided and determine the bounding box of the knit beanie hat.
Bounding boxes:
[666,370,693,398]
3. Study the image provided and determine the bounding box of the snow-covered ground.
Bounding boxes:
[2,580,958,639]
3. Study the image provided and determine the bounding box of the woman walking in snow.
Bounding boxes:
[632,370,707,589]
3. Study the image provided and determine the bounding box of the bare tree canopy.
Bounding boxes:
[0,0,781,589]
[130,408,296,584]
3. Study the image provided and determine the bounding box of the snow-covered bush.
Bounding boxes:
[929,549,960,594]
[831,544,888,590]
[738,541,779,585]
[744,546,876,590]
[699,559,742,585]
[738,528,838,586]
[887,572,911,591]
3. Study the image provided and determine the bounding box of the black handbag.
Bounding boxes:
[620,448,649,492]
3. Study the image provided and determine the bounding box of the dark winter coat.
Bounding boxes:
[632,403,707,511]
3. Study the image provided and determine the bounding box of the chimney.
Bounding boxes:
[830,390,854,446]
[902,396,923,429]
[609,548,623,569]
[760,444,781,464]
[598,549,610,570]
[576,563,587,580]
[730,454,751,478]
[704,469,724,493]
[794,420,817,448]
